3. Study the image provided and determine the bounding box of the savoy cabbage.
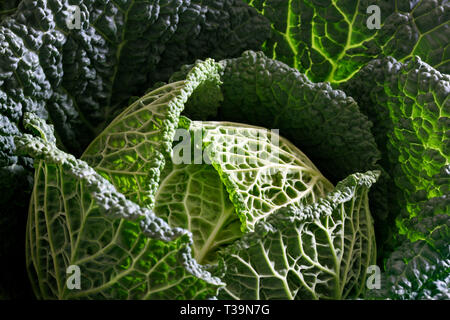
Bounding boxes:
[0,0,448,300]
[17,56,379,299]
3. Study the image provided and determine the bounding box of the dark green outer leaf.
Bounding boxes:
[368,213,449,300]
[341,56,449,253]
[245,0,449,83]
[1,0,269,157]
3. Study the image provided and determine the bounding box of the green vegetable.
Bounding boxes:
[19,52,379,300]
[182,51,389,260]
[1,0,448,300]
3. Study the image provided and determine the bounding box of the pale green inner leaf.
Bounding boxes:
[195,121,335,231]
[155,164,242,265]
